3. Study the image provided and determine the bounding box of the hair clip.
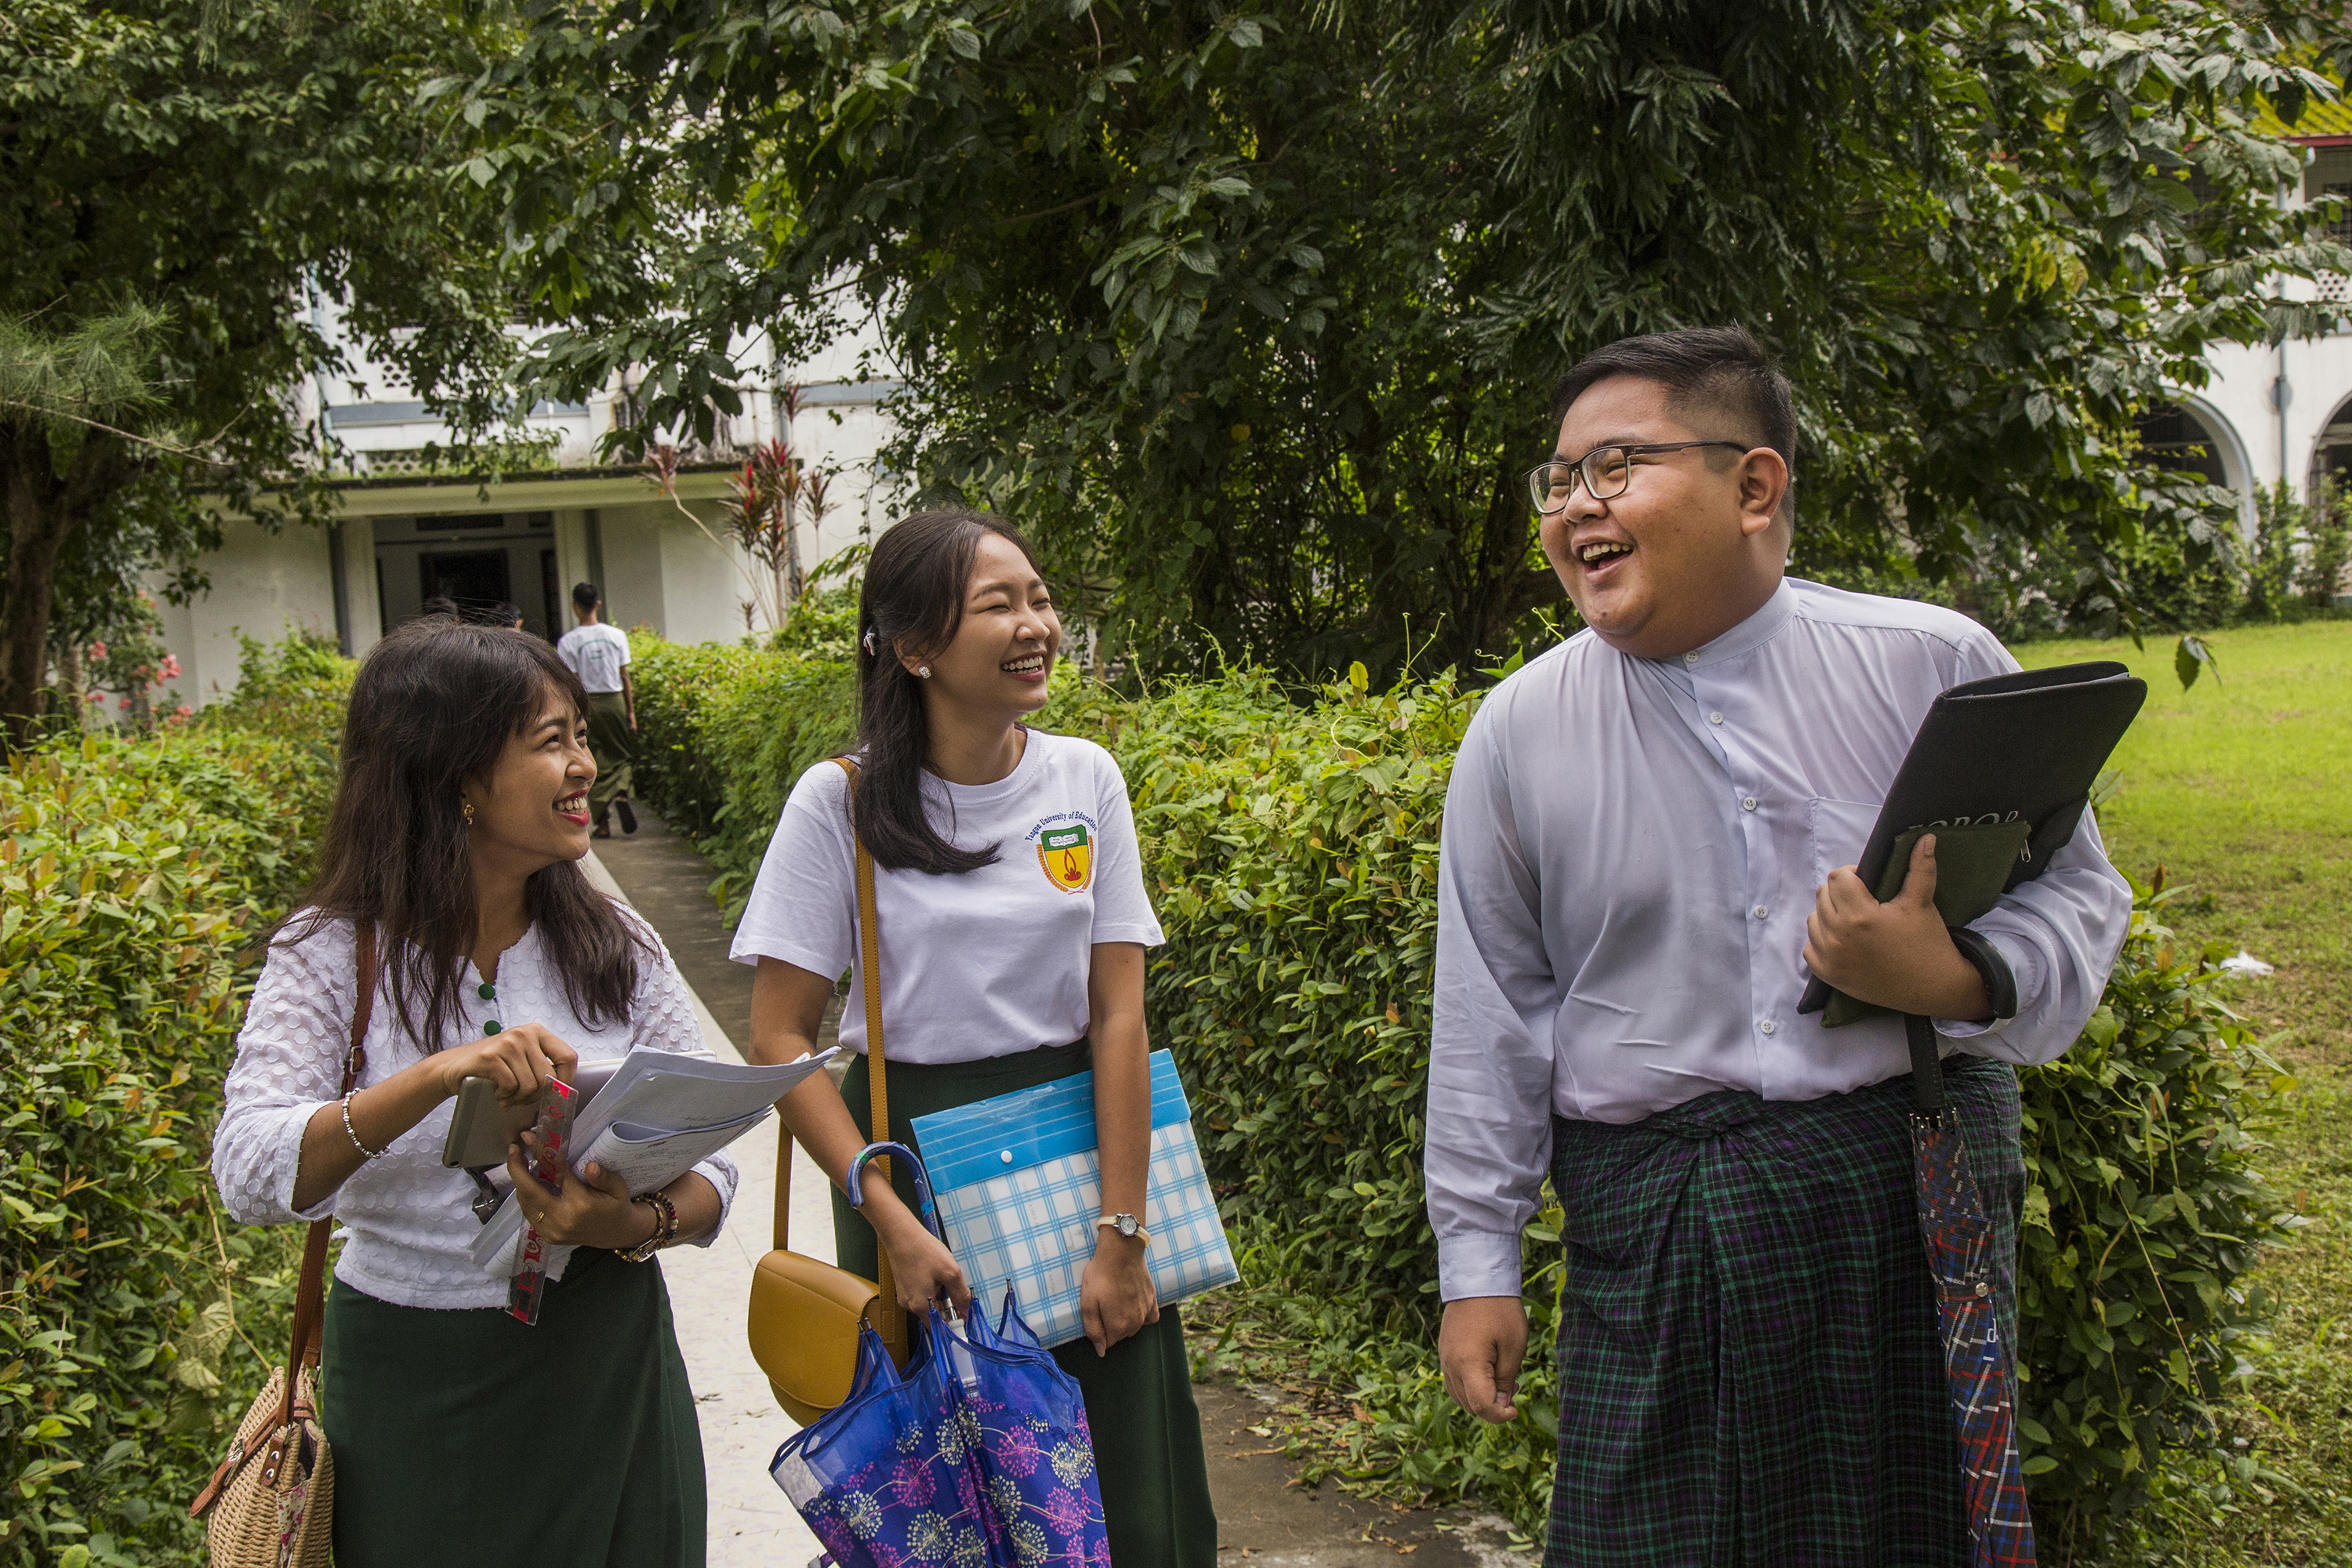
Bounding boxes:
[862,628,876,655]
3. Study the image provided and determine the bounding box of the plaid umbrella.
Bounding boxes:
[1906,1016,2038,1568]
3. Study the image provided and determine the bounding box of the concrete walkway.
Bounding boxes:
[580,841,831,1566]
[586,808,1523,1566]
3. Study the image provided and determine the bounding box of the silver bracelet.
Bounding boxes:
[340,1090,387,1160]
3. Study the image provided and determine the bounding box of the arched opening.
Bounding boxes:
[2134,403,2227,484]
[2312,394,2352,496]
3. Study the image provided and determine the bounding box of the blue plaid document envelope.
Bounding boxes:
[909,1050,1238,1350]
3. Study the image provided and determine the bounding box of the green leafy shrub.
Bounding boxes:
[2,640,346,1567]
[773,584,859,662]
[625,632,856,922]
[626,634,769,842]
[1045,661,1472,1316]
[627,636,2295,1545]
[2015,877,2299,1555]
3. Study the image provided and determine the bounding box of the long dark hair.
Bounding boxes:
[855,508,1046,873]
[279,619,647,1049]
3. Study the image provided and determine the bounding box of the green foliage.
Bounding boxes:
[632,633,2299,1547]
[775,584,860,662]
[0,645,343,1566]
[2245,483,2307,623]
[625,632,858,920]
[1,0,535,739]
[2015,877,2301,1554]
[624,633,769,843]
[1042,661,1472,1312]
[470,0,2343,678]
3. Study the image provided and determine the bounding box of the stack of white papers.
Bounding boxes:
[470,1047,836,1275]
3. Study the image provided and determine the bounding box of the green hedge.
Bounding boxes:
[2,637,350,1568]
[628,637,2296,1544]
[627,633,857,924]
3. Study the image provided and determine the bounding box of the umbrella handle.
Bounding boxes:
[846,1141,944,1242]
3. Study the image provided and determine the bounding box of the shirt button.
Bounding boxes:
[1684,652,1700,665]
[1741,797,1759,811]
[1708,711,1724,724]
[1759,1020,1777,1035]
[1751,906,1769,920]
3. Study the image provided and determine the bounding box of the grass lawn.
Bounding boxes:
[2019,620,2352,1565]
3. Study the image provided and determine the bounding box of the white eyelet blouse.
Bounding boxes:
[212,912,739,1310]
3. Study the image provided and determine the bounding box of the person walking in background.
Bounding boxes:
[212,619,735,1566]
[1425,328,2131,1565]
[559,583,637,837]
[732,509,1218,1568]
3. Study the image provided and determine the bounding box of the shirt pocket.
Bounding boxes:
[1806,797,1882,891]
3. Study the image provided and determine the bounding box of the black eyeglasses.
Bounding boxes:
[1524,441,1756,515]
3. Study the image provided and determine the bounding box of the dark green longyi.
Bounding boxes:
[321,1248,705,1567]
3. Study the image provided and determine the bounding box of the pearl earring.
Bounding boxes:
[916,666,932,679]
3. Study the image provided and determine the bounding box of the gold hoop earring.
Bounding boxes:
[462,800,475,827]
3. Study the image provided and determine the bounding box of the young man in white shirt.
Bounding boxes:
[1425,328,2129,1564]
[556,583,637,837]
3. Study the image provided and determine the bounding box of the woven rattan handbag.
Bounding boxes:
[747,759,909,1422]
[187,925,376,1566]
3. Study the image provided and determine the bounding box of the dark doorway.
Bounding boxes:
[419,550,513,619]
[540,549,561,640]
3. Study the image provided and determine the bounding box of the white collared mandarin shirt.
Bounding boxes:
[1425,579,2132,1301]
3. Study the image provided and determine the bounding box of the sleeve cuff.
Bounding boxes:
[283,1102,342,1222]
[1437,1231,1526,1302]
[1936,927,2044,1039]
[684,1156,738,1249]
[1947,925,2017,1019]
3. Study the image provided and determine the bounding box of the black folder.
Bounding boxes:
[1796,660,2148,1022]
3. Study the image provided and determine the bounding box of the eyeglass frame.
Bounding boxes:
[1524,441,1759,516]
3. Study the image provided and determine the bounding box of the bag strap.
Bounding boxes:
[275,922,376,1428]
[770,760,902,1358]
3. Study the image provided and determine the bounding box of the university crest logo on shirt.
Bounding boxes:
[1038,823,1094,892]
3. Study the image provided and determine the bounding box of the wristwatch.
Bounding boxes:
[1096,1212,1150,1247]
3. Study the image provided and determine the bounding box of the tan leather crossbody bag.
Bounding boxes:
[746,758,907,1421]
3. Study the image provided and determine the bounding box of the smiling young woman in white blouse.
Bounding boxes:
[212,620,735,1567]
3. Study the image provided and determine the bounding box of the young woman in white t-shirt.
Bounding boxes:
[733,510,1216,1566]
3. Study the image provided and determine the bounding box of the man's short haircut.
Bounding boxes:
[572,582,601,612]
[1549,327,1798,511]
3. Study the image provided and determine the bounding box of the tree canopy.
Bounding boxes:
[463,0,2349,677]
[1,0,525,742]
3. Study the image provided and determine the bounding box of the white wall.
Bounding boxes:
[148,518,343,707]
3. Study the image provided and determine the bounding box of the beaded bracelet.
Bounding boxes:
[618,1189,678,1263]
[339,1090,387,1160]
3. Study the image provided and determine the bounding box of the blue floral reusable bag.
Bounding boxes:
[770,1143,1109,1568]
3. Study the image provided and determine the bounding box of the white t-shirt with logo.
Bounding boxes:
[557,622,631,694]
[729,729,1164,1065]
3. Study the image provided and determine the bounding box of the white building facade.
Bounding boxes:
[2141,131,2352,528]
[158,310,905,706]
